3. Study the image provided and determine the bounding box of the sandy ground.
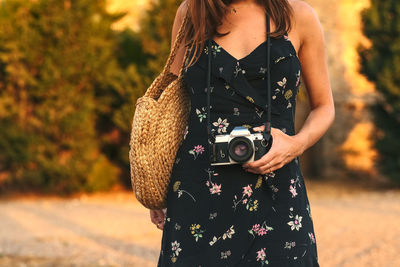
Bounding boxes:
[0,180,399,267]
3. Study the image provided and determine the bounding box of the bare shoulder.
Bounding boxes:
[171,0,189,42]
[289,0,320,26]
[169,0,189,76]
[288,0,324,47]
[175,0,189,23]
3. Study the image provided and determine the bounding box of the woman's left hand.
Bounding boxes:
[242,126,305,174]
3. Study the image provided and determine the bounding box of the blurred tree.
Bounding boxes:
[358,0,400,184]
[138,0,182,77]
[0,0,184,194]
[0,0,134,193]
[104,0,182,187]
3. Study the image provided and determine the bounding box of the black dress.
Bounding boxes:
[157,30,320,267]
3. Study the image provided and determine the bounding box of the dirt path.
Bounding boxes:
[0,180,399,267]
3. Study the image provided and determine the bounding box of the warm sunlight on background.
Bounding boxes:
[0,0,399,267]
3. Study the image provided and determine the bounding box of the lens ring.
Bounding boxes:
[228,137,253,162]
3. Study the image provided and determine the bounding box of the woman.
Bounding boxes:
[152,0,334,266]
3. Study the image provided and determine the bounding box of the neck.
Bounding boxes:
[231,0,258,4]
[229,0,260,15]
[229,0,261,9]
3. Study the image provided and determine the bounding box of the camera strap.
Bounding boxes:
[206,13,272,162]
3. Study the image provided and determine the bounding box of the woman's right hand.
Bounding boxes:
[150,209,166,230]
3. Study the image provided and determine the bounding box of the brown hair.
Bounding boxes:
[181,0,294,69]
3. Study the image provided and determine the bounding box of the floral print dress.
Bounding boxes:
[157,32,320,267]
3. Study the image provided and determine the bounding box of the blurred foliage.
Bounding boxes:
[0,0,155,194]
[137,0,181,78]
[358,0,400,184]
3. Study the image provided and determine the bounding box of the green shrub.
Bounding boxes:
[358,0,400,184]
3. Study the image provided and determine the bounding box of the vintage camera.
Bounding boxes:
[210,126,272,166]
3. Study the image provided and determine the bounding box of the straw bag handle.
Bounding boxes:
[162,8,190,78]
[143,8,190,100]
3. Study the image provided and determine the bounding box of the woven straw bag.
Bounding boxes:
[129,11,191,210]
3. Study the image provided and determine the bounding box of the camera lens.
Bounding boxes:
[228,137,253,163]
[234,143,248,156]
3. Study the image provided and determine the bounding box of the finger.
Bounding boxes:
[242,128,279,171]
[270,127,279,134]
[260,159,286,173]
[259,162,279,174]
[253,125,265,131]
[150,211,157,224]
[154,209,164,218]
[157,223,164,230]
[151,210,164,224]
[245,148,276,169]
[243,136,277,169]
[155,215,165,225]
[151,210,159,220]
[243,158,262,170]
[253,126,279,134]
[265,155,283,170]
[154,221,164,228]
[244,167,261,174]
[245,155,277,174]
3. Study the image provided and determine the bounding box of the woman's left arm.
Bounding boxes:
[243,1,335,174]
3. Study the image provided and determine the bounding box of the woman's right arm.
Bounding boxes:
[149,1,189,230]
[168,0,189,77]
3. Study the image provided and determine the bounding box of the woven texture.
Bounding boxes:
[129,11,191,210]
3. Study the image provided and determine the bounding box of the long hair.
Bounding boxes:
[181,0,294,69]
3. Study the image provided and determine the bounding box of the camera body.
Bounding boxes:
[210,126,272,166]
